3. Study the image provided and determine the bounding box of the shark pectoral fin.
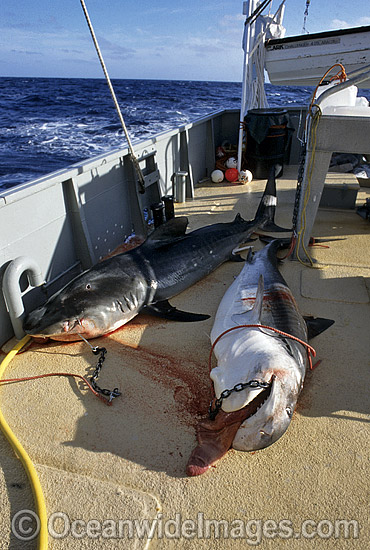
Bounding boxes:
[304,316,335,339]
[143,300,210,322]
[231,275,264,325]
[229,253,245,262]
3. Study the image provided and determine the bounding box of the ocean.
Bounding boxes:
[0,77,369,191]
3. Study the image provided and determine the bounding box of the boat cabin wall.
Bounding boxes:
[0,107,304,345]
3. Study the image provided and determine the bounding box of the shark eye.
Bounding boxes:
[85,283,92,290]
[286,406,293,418]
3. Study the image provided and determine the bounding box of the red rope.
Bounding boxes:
[0,372,112,406]
[209,324,316,373]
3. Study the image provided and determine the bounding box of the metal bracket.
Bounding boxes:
[2,257,44,339]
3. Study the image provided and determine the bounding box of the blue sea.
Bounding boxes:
[1,77,369,191]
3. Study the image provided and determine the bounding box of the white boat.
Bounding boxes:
[265,25,370,88]
[0,2,369,549]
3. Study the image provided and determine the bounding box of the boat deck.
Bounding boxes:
[1,165,369,548]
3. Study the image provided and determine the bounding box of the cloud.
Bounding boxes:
[95,35,136,57]
[10,49,42,56]
[330,16,370,29]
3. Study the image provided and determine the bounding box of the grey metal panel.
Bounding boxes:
[186,124,209,189]
[213,110,240,148]
[153,133,181,196]
[70,158,136,263]
[0,182,76,282]
[314,115,370,153]
[294,113,370,261]
[0,181,78,344]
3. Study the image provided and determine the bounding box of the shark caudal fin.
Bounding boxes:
[254,165,292,233]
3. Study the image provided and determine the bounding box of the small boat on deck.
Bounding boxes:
[265,25,370,88]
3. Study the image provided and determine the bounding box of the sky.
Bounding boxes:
[1,0,370,82]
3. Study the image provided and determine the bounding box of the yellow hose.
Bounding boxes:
[0,336,48,549]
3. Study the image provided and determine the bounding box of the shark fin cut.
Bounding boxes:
[231,274,264,325]
[304,316,335,340]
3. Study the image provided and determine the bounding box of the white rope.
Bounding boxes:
[237,0,286,171]
[79,0,146,193]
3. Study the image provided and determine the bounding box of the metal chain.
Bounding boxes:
[89,346,121,404]
[291,141,307,234]
[209,379,271,420]
[77,333,121,404]
[302,0,310,33]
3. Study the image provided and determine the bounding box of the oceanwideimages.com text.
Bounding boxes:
[12,510,360,544]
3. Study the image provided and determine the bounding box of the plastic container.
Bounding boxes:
[356,96,369,107]
[316,82,358,113]
[244,108,292,179]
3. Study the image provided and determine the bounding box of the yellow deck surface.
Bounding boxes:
[0,165,369,549]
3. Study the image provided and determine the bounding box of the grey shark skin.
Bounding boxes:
[186,240,334,476]
[23,177,278,342]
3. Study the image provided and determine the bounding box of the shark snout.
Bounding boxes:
[231,376,299,451]
[23,303,70,337]
[23,305,48,334]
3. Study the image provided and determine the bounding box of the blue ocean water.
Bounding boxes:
[0,77,369,190]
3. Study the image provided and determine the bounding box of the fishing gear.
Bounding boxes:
[78,333,121,404]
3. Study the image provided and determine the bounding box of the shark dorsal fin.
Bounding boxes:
[231,274,264,325]
[145,216,188,246]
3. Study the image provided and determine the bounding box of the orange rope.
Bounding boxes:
[309,237,330,249]
[309,63,347,112]
[0,372,113,406]
[279,234,297,259]
[209,324,316,372]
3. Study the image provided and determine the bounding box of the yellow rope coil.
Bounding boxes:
[0,336,48,549]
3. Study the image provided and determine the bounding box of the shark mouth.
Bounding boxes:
[186,381,272,477]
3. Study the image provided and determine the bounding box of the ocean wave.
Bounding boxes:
[1,77,369,190]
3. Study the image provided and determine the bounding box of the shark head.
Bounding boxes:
[232,372,301,450]
[23,258,148,341]
[210,343,304,451]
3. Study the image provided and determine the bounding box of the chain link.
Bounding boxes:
[89,347,121,404]
[291,141,307,233]
[209,379,271,420]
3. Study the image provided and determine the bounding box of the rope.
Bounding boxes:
[0,335,120,546]
[209,324,316,373]
[0,336,48,550]
[79,0,146,193]
[308,63,347,112]
[284,63,347,267]
[295,106,321,267]
[0,372,114,406]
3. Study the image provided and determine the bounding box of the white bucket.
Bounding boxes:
[316,82,358,113]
